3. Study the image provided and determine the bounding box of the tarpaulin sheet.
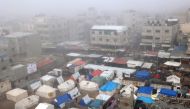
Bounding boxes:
[88,99,104,108]
[159,88,177,97]
[135,70,150,80]
[100,81,118,92]
[137,96,154,104]
[137,86,153,95]
[92,70,102,77]
[55,93,72,108]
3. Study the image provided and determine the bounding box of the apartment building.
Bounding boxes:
[5,32,41,62]
[140,19,179,50]
[90,25,128,47]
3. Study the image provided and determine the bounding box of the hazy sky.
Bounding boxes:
[0,0,190,17]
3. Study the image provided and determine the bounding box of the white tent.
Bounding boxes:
[127,60,143,68]
[84,64,136,78]
[6,88,28,102]
[166,75,180,84]
[100,70,114,80]
[15,95,39,109]
[158,51,170,58]
[120,84,138,98]
[142,63,153,69]
[164,61,181,67]
[57,79,75,93]
[40,75,56,87]
[35,103,54,109]
[79,80,99,91]
[96,94,111,101]
[68,87,81,99]
[36,85,56,99]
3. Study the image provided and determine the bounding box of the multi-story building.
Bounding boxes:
[90,25,128,47]
[33,15,67,43]
[140,18,179,50]
[187,8,190,23]
[180,23,190,54]
[5,32,41,62]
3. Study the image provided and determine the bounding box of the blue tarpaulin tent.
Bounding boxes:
[88,99,104,109]
[54,93,72,108]
[100,81,118,92]
[137,96,155,104]
[137,86,153,95]
[135,70,150,80]
[159,88,177,97]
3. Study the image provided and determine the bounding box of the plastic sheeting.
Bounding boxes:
[135,70,150,80]
[159,88,177,97]
[92,70,102,77]
[137,96,154,104]
[54,93,72,108]
[88,99,104,109]
[100,70,114,80]
[91,76,107,87]
[100,81,118,92]
[137,86,153,95]
[57,79,75,93]
[79,80,98,91]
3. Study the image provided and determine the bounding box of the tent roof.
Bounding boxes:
[137,86,153,94]
[137,96,154,104]
[164,61,181,67]
[100,81,118,92]
[135,70,151,79]
[159,88,177,97]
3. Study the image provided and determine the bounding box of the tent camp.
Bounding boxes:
[127,60,143,68]
[40,75,56,87]
[35,103,54,109]
[137,96,154,104]
[79,80,98,91]
[166,75,180,84]
[158,51,170,58]
[58,79,75,93]
[67,87,81,100]
[84,64,136,78]
[100,70,114,80]
[91,76,107,87]
[137,86,153,97]
[159,88,177,97]
[164,61,181,67]
[91,70,103,77]
[135,70,151,80]
[96,94,111,101]
[54,93,72,108]
[15,95,39,109]
[99,81,119,95]
[36,85,56,99]
[79,95,92,107]
[6,88,28,102]
[88,99,104,109]
[142,63,153,69]
[120,84,138,98]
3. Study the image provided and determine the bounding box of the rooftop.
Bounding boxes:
[4,32,33,38]
[91,25,127,31]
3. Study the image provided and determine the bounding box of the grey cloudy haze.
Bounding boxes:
[0,0,190,17]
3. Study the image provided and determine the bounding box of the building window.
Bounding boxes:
[113,39,117,42]
[114,31,117,35]
[99,38,102,41]
[165,30,169,33]
[155,37,160,40]
[99,31,102,35]
[144,36,153,39]
[104,30,111,35]
[106,39,109,42]
[146,30,151,33]
[91,31,95,34]
[92,37,95,41]
[155,30,160,33]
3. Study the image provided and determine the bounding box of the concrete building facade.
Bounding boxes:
[90,25,128,47]
[140,19,179,50]
[5,32,41,62]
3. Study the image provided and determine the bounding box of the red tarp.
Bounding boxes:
[152,74,161,79]
[37,57,54,68]
[91,70,102,77]
[112,57,127,65]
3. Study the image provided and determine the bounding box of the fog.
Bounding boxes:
[0,0,190,18]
